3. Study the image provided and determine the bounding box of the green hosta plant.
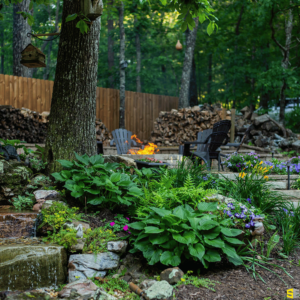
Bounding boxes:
[52,153,143,208]
[129,203,244,268]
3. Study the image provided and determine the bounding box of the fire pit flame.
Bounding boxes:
[128,135,159,155]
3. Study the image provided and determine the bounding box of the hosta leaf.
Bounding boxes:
[85,188,100,195]
[172,233,187,244]
[149,249,163,265]
[197,202,218,212]
[198,220,219,231]
[143,218,160,225]
[173,206,189,219]
[188,243,205,260]
[52,172,65,182]
[222,243,243,266]
[74,152,89,165]
[204,249,221,262]
[134,239,151,252]
[203,226,221,239]
[149,234,169,245]
[89,155,104,165]
[129,222,146,230]
[71,190,84,198]
[61,170,72,179]
[150,207,172,217]
[128,187,143,197]
[181,224,192,230]
[204,237,225,248]
[223,236,244,245]
[221,227,243,237]
[117,180,132,187]
[183,231,196,244]
[160,251,181,266]
[87,196,105,205]
[144,226,164,234]
[188,217,201,230]
[220,218,234,226]
[110,173,121,183]
[162,215,180,226]
[161,240,177,249]
[135,233,148,242]
[57,160,74,168]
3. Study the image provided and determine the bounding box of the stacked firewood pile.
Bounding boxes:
[0,105,112,145]
[0,105,47,143]
[150,104,231,146]
[235,106,299,150]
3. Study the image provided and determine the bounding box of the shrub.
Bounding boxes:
[43,227,78,250]
[10,194,34,210]
[52,153,143,208]
[129,204,244,268]
[222,152,262,172]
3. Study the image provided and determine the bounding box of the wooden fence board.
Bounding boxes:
[0,75,178,140]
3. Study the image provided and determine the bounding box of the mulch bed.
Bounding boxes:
[175,249,300,300]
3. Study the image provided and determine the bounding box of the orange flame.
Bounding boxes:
[129,135,159,155]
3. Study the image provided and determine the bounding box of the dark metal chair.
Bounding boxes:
[182,132,230,171]
[110,129,138,155]
[97,141,104,155]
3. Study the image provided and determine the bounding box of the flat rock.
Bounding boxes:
[103,155,137,168]
[144,280,173,300]
[160,267,184,285]
[140,279,157,290]
[292,140,300,151]
[107,241,128,254]
[34,190,60,200]
[254,114,269,126]
[68,253,120,283]
[58,279,98,298]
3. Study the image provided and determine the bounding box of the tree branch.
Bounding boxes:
[270,6,286,54]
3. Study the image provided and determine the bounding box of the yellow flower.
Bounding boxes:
[259,161,263,165]
[239,172,246,179]
[264,175,269,181]
[181,278,185,282]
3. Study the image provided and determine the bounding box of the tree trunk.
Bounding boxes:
[0,23,4,74]
[118,1,126,128]
[44,0,102,173]
[178,18,199,109]
[189,57,198,107]
[13,0,33,77]
[135,15,141,93]
[279,8,293,124]
[107,0,115,88]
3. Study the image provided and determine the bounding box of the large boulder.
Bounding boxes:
[68,253,120,283]
[143,281,174,300]
[0,244,67,291]
[160,267,184,285]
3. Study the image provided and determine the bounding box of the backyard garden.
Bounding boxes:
[1,138,300,300]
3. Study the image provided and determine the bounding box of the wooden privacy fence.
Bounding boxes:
[0,74,178,140]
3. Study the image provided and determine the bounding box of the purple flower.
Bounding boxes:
[203,176,208,181]
[234,213,241,218]
[249,220,255,227]
[126,217,130,221]
[110,222,115,226]
[245,223,251,229]
[227,211,233,217]
[290,211,294,217]
[227,203,235,210]
[240,213,247,219]
[123,225,129,231]
[246,198,252,204]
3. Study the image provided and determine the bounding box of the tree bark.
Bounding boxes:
[135,15,141,93]
[107,0,115,88]
[178,18,199,109]
[189,57,198,107]
[0,23,4,74]
[118,1,125,128]
[270,5,293,124]
[44,0,102,173]
[13,0,33,77]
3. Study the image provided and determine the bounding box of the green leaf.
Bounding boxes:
[183,231,196,244]
[222,244,243,265]
[198,220,219,231]
[117,180,132,187]
[61,170,72,179]
[144,226,164,234]
[88,196,105,205]
[188,243,205,260]
[29,1,33,10]
[148,248,163,265]
[204,237,225,248]
[203,226,221,239]
[127,187,143,197]
[75,152,89,165]
[220,219,234,226]
[188,217,201,230]
[143,218,160,225]
[134,239,151,252]
[57,160,74,168]
[150,207,172,217]
[172,206,189,219]
[66,13,78,23]
[160,240,177,249]
[76,19,89,34]
[110,173,121,183]
[204,249,221,262]
[221,227,243,237]
[207,22,214,36]
[149,234,169,245]
[223,236,244,245]
[51,172,65,182]
[129,222,146,230]
[197,202,218,212]
[0,13,3,21]
[160,251,181,266]
[172,233,188,244]
[89,155,104,165]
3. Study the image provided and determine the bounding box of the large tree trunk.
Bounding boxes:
[189,57,198,106]
[178,18,199,109]
[107,0,115,88]
[0,23,4,74]
[118,1,125,128]
[44,0,102,173]
[135,15,141,93]
[13,0,33,77]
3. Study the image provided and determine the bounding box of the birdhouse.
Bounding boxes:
[176,40,183,51]
[81,0,103,21]
[20,44,46,68]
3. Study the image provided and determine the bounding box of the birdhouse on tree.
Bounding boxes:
[81,0,103,21]
[20,44,46,68]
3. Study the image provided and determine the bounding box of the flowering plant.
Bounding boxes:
[136,157,164,163]
[222,152,261,172]
[264,158,300,175]
[105,214,131,234]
